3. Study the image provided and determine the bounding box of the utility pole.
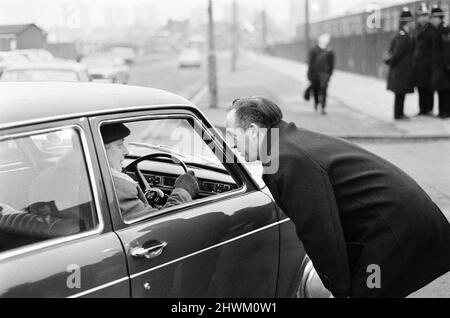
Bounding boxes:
[304,0,310,58]
[231,0,238,72]
[261,9,267,51]
[208,0,218,109]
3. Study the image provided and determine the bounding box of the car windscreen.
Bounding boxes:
[81,56,120,67]
[1,69,79,82]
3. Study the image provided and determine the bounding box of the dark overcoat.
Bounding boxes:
[413,23,434,88]
[262,121,450,298]
[431,23,450,91]
[386,28,415,94]
[307,45,335,81]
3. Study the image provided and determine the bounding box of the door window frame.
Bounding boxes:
[90,107,260,230]
[0,120,106,261]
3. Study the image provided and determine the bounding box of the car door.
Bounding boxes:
[90,108,280,297]
[0,119,129,297]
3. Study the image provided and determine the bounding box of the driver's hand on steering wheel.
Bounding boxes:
[174,170,200,198]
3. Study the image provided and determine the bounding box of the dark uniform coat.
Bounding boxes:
[262,121,450,298]
[413,23,434,88]
[431,23,450,91]
[386,28,415,94]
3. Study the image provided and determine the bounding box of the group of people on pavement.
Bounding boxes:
[387,4,450,120]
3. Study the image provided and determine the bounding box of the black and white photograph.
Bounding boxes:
[0,0,449,301]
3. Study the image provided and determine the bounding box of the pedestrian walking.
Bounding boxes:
[386,7,415,120]
[430,5,450,119]
[413,3,435,116]
[306,33,335,115]
[225,97,450,298]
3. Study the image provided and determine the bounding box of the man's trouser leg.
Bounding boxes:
[437,91,450,117]
[311,76,320,110]
[319,73,330,111]
[394,94,405,119]
[425,88,435,114]
[418,88,434,114]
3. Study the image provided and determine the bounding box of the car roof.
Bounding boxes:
[3,61,87,72]
[0,51,20,56]
[0,82,195,129]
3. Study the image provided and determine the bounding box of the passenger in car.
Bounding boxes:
[101,123,200,220]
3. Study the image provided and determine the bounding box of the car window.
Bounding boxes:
[0,127,99,254]
[100,118,241,223]
[0,139,23,165]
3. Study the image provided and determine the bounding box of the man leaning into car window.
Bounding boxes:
[101,123,200,221]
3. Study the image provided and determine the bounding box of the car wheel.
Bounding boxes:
[295,259,333,298]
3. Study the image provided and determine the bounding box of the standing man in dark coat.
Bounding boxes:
[413,3,435,116]
[307,33,335,115]
[225,97,450,298]
[386,7,415,120]
[430,5,450,119]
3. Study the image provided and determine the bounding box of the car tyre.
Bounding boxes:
[292,257,332,298]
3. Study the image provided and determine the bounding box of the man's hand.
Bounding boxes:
[174,171,200,198]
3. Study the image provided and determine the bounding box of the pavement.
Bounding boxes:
[192,51,450,139]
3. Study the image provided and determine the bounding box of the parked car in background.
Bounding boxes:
[0,82,330,298]
[110,47,136,65]
[178,48,202,68]
[0,51,29,76]
[14,49,55,62]
[0,61,90,82]
[81,54,129,84]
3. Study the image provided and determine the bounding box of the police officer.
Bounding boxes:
[413,3,435,116]
[386,7,415,120]
[430,5,450,119]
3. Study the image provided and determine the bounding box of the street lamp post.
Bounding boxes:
[305,0,310,58]
[261,9,267,51]
[208,0,218,109]
[231,0,238,72]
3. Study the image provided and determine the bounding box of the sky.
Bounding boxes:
[0,0,402,29]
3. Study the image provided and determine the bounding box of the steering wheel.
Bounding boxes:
[122,153,188,207]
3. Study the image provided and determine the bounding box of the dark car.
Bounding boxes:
[0,82,330,298]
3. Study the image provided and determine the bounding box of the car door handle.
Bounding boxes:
[130,241,168,259]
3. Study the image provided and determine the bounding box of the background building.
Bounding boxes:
[0,24,47,51]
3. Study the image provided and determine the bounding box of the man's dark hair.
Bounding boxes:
[229,97,283,129]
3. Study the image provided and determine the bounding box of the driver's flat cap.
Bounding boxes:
[101,123,131,144]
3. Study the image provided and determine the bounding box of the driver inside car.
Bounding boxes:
[101,123,200,220]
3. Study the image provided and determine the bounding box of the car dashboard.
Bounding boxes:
[123,158,240,197]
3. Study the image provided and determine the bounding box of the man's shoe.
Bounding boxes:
[321,110,327,115]
[395,116,410,121]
